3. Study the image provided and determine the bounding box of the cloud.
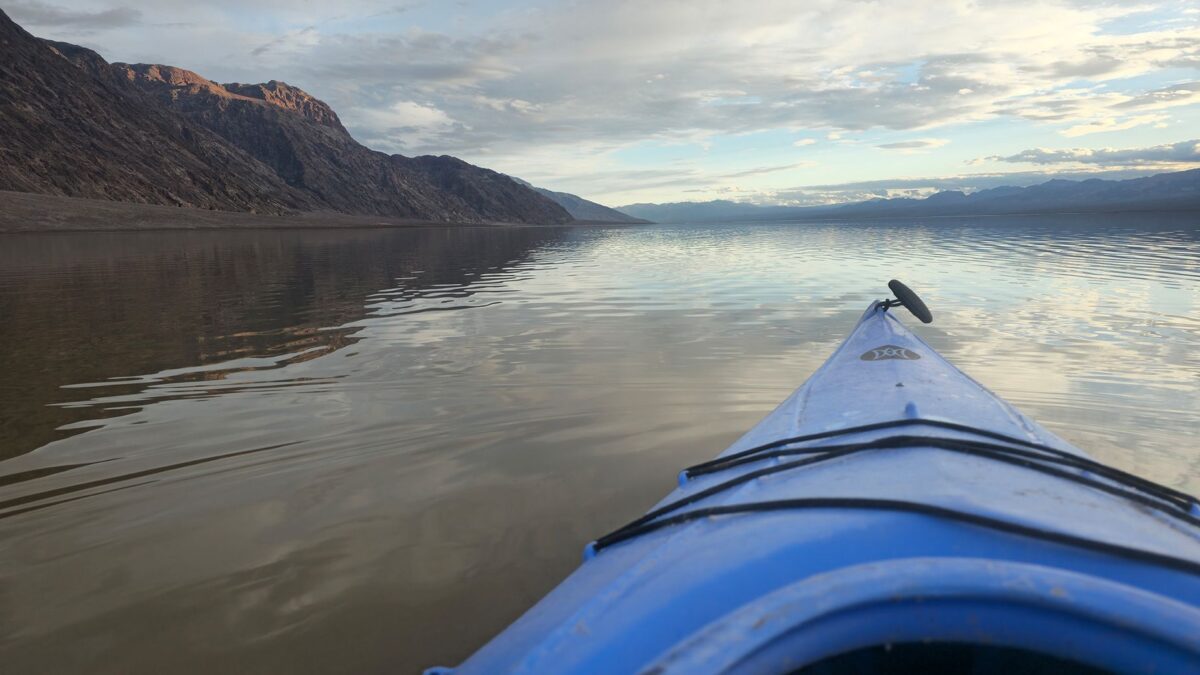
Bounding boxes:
[302,28,523,87]
[995,79,1199,138]
[250,26,319,57]
[718,162,816,179]
[344,100,459,151]
[280,0,1200,169]
[986,139,1200,166]
[793,138,817,147]
[876,138,949,151]
[1112,81,1200,110]
[81,0,1172,158]
[7,0,141,28]
[525,161,819,202]
[530,167,713,198]
[1061,113,1170,137]
[364,2,422,18]
[352,100,453,129]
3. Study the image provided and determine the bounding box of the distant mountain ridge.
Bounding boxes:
[0,9,571,225]
[509,178,649,223]
[620,169,1200,223]
[530,187,650,223]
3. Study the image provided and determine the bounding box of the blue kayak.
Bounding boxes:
[432,282,1200,674]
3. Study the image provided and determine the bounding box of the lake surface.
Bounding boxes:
[1,216,1198,673]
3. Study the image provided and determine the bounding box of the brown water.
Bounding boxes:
[1,216,1198,673]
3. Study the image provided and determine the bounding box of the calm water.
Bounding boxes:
[1,217,1198,672]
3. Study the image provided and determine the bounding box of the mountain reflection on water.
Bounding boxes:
[0,215,1198,673]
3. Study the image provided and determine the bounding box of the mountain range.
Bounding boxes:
[619,169,1200,223]
[0,9,639,226]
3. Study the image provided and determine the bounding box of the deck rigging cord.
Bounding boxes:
[588,419,1200,573]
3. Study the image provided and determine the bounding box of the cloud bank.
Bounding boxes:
[988,139,1200,166]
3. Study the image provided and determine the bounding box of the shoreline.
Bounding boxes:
[0,190,583,233]
[16,189,1188,232]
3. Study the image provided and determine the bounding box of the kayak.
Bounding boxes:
[430,281,1200,674]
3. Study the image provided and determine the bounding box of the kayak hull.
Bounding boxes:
[438,302,1200,674]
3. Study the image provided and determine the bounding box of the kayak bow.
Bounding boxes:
[433,282,1200,674]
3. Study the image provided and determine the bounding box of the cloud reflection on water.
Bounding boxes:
[0,215,1197,673]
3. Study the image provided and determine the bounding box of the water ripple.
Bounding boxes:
[0,215,1197,673]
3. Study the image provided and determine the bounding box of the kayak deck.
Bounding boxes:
[439,301,1200,674]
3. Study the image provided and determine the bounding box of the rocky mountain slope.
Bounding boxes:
[0,9,571,224]
[0,11,308,213]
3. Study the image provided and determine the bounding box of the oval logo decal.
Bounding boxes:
[860,345,921,361]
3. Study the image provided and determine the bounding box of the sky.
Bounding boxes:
[9,0,1200,206]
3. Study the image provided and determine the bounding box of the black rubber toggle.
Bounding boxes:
[888,279,933,324]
